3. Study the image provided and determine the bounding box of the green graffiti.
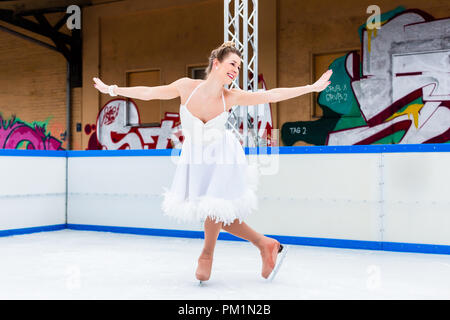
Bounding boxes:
[281,6,450,146]
[318,55,359,117]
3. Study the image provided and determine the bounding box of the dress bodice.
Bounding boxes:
[179,81,228,143]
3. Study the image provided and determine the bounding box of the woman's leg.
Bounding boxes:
[221,219,265,248]
[200,216,223,258]
[222,219,280,278]
[196,216,223,281]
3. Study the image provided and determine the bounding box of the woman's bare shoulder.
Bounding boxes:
[176,77,203,90]
[178,78,203,95]
[177,78,204,103]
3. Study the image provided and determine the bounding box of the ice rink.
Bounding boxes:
[1,229,450,300]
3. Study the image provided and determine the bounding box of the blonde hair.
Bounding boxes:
[204,41,242,79]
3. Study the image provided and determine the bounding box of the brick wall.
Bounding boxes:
[0,16,82,150]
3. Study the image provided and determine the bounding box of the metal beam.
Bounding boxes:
[0,9,72,44]
[0,23,58,52]
[0,0,91,15]
[0,8,82,84]
[33,13,70,60]
[224,0,259,147]
[53,12,70,31]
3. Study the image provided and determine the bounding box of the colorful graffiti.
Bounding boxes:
[282,7,450,146]
[85,97,183,150]
[87,75,275,150]
[0,114,65,150]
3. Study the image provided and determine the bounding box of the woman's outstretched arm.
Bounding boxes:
[229,69,333,106]
[92,77,187,101]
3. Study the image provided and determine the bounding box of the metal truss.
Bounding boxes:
[224,0,259,147]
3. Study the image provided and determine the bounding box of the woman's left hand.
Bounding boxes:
[311,69,333,92]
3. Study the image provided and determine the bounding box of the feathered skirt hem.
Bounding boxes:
[161,163,260,227]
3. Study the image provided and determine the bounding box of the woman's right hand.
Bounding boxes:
[92,77,109,94]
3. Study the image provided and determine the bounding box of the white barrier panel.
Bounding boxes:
[246,153,382,242]
[383,152,450,246]
[67,154,203,231]
[0,153,66,232]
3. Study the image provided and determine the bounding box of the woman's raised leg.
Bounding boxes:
[221,219,264,247]
[222,219,281,279]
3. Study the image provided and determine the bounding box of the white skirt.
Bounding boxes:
[161,130,260,226]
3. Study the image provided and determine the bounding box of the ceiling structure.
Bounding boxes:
[0,0,123,86]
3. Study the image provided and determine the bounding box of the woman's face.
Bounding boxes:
[215,53,241,85]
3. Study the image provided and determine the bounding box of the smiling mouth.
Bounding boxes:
[227,73,234,80]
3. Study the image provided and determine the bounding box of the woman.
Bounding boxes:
[93,41,332,282]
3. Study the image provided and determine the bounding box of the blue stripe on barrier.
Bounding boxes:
[0,143,448,157]
[64,143,450,156]
[3,224,450,255]
[67,223,204,239]
[0,224,66,237]
[0,149,67,157]
[382,241,450,255]
[67,149,179,157]
[277,143,450,154]
[66,224,450,255]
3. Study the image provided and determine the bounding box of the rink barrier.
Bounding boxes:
[0,150,66,234]
[1,143,450,256]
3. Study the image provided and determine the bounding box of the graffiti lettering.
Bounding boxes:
[101,104,119,126]
[290,127,307,135]
[324,84,349,104]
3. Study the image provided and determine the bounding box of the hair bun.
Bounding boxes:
[221,41,236,48]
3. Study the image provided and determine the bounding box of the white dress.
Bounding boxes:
[161,81,259,226]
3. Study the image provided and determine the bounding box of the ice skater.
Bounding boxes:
[93,41,332,283]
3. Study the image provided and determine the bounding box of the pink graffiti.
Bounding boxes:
[0,115,64,150]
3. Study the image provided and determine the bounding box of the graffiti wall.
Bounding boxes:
[0,114,65,150]
[282,7,450,146]
[85,97,183,150]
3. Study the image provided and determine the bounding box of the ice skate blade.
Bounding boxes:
[266,244,289,282]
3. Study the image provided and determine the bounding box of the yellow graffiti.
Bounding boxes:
[385,104,424,128]
[366,20,388,52]
[367,28,376,52]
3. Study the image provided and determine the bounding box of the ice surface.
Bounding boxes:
[1,229,450,299]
